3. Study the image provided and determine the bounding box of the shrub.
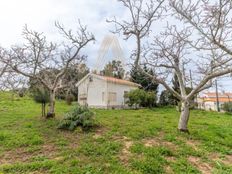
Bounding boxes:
[65,94,74,105]
[18,88,27,97]
[223,102,232,113]
[32,87,50,117]
[125,89,157,108]
[58,104,95,131]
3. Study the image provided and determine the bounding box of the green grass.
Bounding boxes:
[0,92,232,173]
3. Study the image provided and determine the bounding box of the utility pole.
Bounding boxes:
[215,79,220,112]
[189,70,193,89]
[189,70,198,109]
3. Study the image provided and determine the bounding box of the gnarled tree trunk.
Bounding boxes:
[47,90,56,118]
[178,101,190,132]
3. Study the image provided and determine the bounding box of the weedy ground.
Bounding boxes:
[0,92,231,174]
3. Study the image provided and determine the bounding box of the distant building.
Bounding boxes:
[197,92,232,111]
[76,73,140,109]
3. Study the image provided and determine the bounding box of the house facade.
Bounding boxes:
[76,73,140,108]
[197,92,232,111]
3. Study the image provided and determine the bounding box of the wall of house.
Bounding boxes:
[105,82,138,108]
[87,77,107,107]
[204,102,216,111]
[198,99,226,111]
[78,75,139,108]
[78,75,108,107]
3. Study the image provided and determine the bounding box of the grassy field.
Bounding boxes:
[0,92,232,174]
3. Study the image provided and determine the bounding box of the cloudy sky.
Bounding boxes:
[0,0,134,68]
[0,0,231,92]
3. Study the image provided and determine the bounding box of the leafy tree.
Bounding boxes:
[223,102,232,114]
[159,90,173,106]
[58,63,89,100]
[130,65,158,106]
[125,89,157,108]
[101,60,125,79]
[160,87,194,108]
[130,65,159,93]
[169,74,180,106]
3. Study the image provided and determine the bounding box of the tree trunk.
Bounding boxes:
[43,103,46,117]
[178,101,190,132]
[41,103,44,117]
[47,90,56,118]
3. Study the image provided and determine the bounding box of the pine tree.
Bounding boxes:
[130,65,158,93]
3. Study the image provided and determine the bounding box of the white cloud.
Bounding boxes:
[0,0,133,69]
[0,0,231,91]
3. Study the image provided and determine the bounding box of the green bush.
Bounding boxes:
[32,87,50,117]
[58,104,95,131]
[223,102,232,113]
[65,94,74,105]
[125,89,157,108]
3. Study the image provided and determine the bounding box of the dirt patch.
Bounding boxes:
[188,156,212,174]
[143,132,168,147]
[0,147,29,165]
[209,153,232,166]
[0,144,57,165]
[162,141,177,151]
[114,136,133,165]
[223,155,232,166]
[92,127,108,139]
[209,153,221,162]
[40,143,57,157]
[120,140,133,164]
[143,131,177,150]
[165,165,174,174]
[165,156,176,162]
[186,139,200,151]
[143,138,178,151]
[143,138,159,147]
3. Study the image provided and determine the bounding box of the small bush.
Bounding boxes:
[125,89,157,108]
[65,94,74,105]
[223,102,232,113]
[58,104,95,131]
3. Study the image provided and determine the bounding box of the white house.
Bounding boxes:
[76,73,140,108]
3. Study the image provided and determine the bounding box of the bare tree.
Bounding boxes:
[112,0,232,132]
[0,48,8,78]
[107,0,165,68]
[3,22,94,117]
[154,0,232,131]
[0,72,27,100]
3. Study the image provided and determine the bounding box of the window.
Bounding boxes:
[102,92,105,102]
[108,92,117,102]
[79,93,87,100]
[124,91,129,104]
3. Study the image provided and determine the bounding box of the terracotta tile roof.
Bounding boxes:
[199,92,232,102]
[76,73,141,87]
[99,75,141,87]
[203,98,232,102]
[203,92,232,98]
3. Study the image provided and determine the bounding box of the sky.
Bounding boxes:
[0,0,136,68]
[0,0,231,92]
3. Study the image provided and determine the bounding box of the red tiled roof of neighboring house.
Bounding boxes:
[203,98,232,102]
[203,92,232,98]
[199,92,232,102]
